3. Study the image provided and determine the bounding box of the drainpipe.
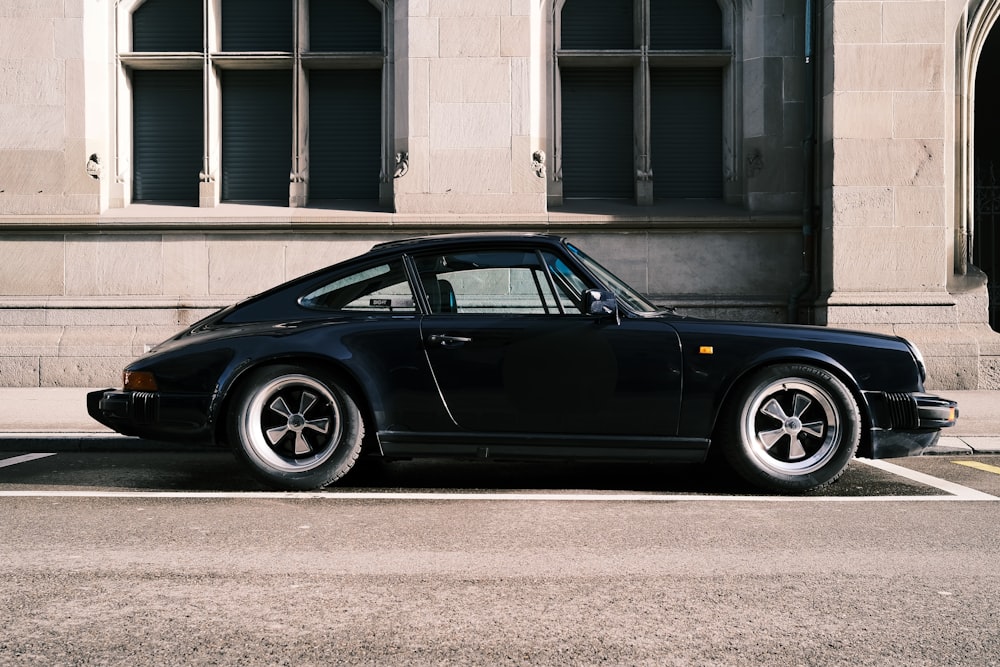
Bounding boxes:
[788,0,820,324]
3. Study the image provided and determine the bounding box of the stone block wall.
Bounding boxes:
[393,0,547,214]
[0,0,102,216]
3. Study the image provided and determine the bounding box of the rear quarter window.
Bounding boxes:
[300,261,416,313]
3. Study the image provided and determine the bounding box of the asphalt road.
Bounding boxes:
[2,452,1000,666]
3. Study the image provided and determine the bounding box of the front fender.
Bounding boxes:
[678,344,871,441]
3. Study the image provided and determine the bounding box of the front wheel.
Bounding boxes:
[229,365,364,490]
[722,364,861,493]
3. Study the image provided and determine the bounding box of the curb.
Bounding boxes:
[928,436,1000,456]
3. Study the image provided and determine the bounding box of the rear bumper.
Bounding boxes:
[864,392,959,459]
[87,388,216,445]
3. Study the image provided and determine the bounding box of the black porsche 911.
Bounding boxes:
[88,233,958,493]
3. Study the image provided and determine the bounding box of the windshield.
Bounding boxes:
[566,243,661,314]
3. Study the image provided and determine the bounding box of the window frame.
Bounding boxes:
[115,0,392,210]
[550,0,740,206]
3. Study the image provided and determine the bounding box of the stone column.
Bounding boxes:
[392,0,546,215]
[815,0,989,388]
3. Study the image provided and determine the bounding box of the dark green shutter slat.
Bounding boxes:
[222,0,292,51]
[222,70,292,202]
[309,0,382,52]
[651,68,722,199]
[309,69,381,200]
[132,0,203,52]
[561,0,633,49]
[650,0,723,50]
[561,68,633,199]
[133,70,202,203]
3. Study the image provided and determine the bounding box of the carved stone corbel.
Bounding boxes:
[532,150,546,178]
[393,152,409,179]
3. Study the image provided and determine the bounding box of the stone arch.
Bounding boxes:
[958,0,1000,329]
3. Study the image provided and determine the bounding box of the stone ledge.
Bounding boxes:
[0,356,130,387]
[823,291,957,307]
[0,325,182,358]
[0,200,803,231]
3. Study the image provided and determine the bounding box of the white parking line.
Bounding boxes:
[0,488,996,501]
[0,453,57,469]
[0,432,119,440]
[857,458,999,500]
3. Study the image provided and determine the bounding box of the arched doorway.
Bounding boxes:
[975,24,1000,331]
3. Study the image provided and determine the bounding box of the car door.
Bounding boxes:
[414,246,683,437]
[296,257,451,433]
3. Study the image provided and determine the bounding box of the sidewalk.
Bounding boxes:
[0,387,996,454]
[0,387,194,452]
[929,390,1000,455]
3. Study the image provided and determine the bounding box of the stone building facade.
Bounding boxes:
[0,0,998,389]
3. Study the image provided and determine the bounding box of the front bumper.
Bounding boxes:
[865,392,959,459]
[87,389,216,445]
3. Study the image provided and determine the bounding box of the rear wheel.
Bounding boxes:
[723,364,860,492]
[229,365,364,490]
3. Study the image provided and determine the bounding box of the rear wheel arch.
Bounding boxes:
[221,359,378,490]
[214,356,377,451]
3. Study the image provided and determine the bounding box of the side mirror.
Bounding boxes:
[583,288,618,318]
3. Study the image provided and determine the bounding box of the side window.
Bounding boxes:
[300,260,416,313]
[414,250,590,315]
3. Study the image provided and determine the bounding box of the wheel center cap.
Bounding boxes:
[288,414,306,430]
[785,417,802,432]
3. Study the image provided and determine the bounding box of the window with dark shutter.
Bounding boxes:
[221,0,293,52]
[132,0,202,52]
[651,68,723,199]
[309,0,382,52]
[561,0,633,50]
[309,69,382,200]
[557,0,731,204]
[221,70,293,202]
[122,0,386,209]
[132,70,202,203]
[561,68,634,199]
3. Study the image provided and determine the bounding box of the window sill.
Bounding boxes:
[547,199,802,229]
[1,200,802,232]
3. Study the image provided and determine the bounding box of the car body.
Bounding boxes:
[88,233,958,492]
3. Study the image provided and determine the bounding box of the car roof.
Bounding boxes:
[370,232,566,253]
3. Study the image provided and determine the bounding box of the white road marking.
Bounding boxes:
[0,489,996,501]
[0,453,57,469]
[857,458,999,500]
[0,432,118,439]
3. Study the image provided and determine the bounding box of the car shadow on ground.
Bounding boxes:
[0,448,948,497]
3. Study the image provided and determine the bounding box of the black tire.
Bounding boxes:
[722,364,861,493]
[228,364,364,490]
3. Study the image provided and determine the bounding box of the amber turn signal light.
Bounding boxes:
[124,370,158,391]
